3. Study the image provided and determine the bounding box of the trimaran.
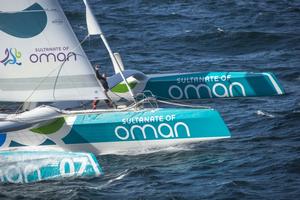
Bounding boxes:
[0,0,284,183]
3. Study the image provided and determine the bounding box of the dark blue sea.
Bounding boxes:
[1,0,300,199]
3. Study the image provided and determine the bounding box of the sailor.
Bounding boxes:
[92,64,115,109]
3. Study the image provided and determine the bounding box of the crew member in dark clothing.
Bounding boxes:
[92,64,115,109]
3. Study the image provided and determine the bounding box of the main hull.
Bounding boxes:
[0,108,230,155]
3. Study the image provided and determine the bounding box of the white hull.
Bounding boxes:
[2,136,229,155]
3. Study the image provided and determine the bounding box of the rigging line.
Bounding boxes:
[15,35,91,114]
[61,97,210,116]
[61,97,157,115]
[110,90,136,104]
[157,99,211,109]
[95,33,137,104]
[136,91,210,109]
[64,34,133,105]
[135,91,208,109]
[52,34,90,100]
[135,92,157,109]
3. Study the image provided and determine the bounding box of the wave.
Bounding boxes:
[256,110,275,118]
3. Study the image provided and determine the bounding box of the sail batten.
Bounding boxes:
[0,0,106,102]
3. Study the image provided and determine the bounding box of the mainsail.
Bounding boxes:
[0,0,106,102]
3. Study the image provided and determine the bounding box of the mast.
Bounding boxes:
[83,0,136,103]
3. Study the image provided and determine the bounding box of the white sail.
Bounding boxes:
[83,0,102,35]
[83,0,119,71]
[0,0,106,102]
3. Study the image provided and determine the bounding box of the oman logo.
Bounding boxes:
[0,48,22,66]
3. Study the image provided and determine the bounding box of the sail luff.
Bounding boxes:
[83,0,102,35]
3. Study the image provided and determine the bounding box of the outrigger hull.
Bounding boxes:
[0,151,102,184]
[0,108,230,155]
[109,71,284,100]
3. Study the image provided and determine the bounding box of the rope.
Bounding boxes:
[156,99,211,109]
[52,35,90,100]
[60,96,210,116]
[135,91,211,109]
[60,97,156,115]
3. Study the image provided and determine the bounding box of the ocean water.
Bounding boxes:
[1,0,300,199]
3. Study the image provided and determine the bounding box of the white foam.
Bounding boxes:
[88,170,129,190]
[106,143,195,156]
[217,27,224,32]
[256,110,275,118]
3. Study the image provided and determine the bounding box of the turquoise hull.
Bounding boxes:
[144,72,284,100]
[54,108,230,154]
[0,108,230,154]
[0,151,102,183]
[0,108,230,155]
[64,108,229,143]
